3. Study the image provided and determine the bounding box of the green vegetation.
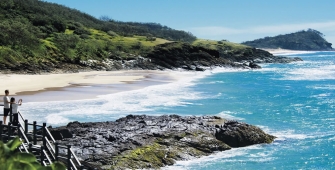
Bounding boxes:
[193,39,249,51]
[109,130,231,169]
[112,142,176,169]
[242,29,333,50]
[192,39,254,59]
[0,0,195,72]
[0,137,66,170]
[0,0,281,73]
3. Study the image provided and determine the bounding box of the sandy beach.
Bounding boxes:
[0,70,184,102]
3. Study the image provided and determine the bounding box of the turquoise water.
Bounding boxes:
[21,51,335,169]
[164,52,335,170]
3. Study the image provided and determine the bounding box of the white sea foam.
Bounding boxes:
[311,93,331,98]
[279,64,335,81]
[201,80,225,85]
[19,68,248,126]
[263,128,310,141]
[19,70,229,126]
[21,86,200,125]
[209,67,247,73]
[328,136,335,141]
[217,111,245,120]
[273,51,317,56]
[310,85,335,90]
[163,145,274,170]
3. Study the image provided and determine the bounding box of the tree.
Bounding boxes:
[0,18,40,50]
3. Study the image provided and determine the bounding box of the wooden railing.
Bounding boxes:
[0,110,85,170]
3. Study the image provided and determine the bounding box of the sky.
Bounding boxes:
[44,0,335,46]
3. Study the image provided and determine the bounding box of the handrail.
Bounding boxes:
[70,148,82,167]
[18,111,25,123]
[69,159,78,170]
[45,138,56,161]
[18,138,29,153]
[42,149,52,165]
[1,117,82,169]
[45,137,55,153]
[45,127,56,143]
[19,129,30,151]
[18,126,30,144]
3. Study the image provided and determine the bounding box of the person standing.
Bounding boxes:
[10,97,22,126]
[3,89,10,125]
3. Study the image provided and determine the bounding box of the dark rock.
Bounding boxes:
[50,130,63,140]
[49,127,73,140]
[215,122,275,147]
[51,115,275,169]
[249,62,261,69]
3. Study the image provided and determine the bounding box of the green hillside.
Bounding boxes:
[242,29,333,50]
[0,0,196,72]
[0,0,287,73]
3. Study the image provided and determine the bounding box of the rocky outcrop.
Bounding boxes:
[219,46,303,64]
[142,42,302,71]
[50,115,275,170]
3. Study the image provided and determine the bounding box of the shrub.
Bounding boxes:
[107,30,118,37]
[73,27,91,35]
[0,137,66,170]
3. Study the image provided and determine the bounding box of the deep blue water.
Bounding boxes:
[21,51,335,169]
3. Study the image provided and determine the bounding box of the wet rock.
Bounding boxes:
[52,115,276,169]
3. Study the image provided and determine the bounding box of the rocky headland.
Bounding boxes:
[52,42,302,73]
[50,115,276,170]
[1,41,302,74]
[242,29,333,51]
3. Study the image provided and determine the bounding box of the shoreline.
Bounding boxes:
[261,48,319,55]
[0,70,187,102]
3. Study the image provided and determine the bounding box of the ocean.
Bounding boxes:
[20,51,335,169]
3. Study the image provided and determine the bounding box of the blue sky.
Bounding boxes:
[44,0,335,46]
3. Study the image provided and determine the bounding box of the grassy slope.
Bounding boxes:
[192,39,250,51]
[193,39,248,49]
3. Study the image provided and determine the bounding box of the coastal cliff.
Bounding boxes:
[50,115,276,169]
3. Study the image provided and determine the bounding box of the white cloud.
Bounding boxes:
[186,21,335,45]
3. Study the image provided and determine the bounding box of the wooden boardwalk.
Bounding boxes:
[0,107,85,170]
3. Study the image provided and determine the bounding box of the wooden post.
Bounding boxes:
[24,119,28,135]
[40,146,45,165]
[0,121,2,140]
[7,122,12,141]
[42,123,46,148]
[9,109,12,125]
[33,121,37,145]
[67,145,71,170]
[55,142,59,161]
[29,143,32,153]
[17,123,21,138]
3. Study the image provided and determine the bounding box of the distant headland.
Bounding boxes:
[242,29,333,51]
